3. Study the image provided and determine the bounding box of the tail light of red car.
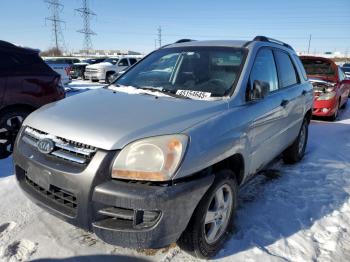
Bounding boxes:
[65,66,72,80]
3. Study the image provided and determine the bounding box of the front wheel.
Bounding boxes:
[330,100,340,121]
[105,72,115,84]
[0,110,29,159]
[178,170,238,258]
[282,118,308,164]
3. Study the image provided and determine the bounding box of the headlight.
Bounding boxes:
[112,134,188,181]
[317,91,336,101]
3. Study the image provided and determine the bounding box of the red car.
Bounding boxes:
[300,56,350,120]
[0,40,65,158]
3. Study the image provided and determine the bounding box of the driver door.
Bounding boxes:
[247,48,288,174]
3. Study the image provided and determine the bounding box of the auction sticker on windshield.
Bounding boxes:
[176,90,211,100]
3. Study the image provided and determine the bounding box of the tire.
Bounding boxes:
[330,100,340,121]
[282,118,308,164]
[0,110,30,159]
[91,79,99,82]
[105,72,114,84]
[340,99,347,109]
[178,170,238,258]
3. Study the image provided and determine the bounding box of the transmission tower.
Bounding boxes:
[45,0,66,52]
[75,0,96,54]
[158,26,162,47]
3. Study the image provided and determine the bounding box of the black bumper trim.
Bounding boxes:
[91,175,214,248]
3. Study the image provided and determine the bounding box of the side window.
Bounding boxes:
[338,67,345,81]
[249,48,279,93]
[293,55,308,80]
[274,50,298,88]
[129,58,137,65]
[118,58,129,66]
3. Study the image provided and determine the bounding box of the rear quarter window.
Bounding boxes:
[274,50,298,88]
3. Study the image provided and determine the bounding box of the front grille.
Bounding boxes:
[22,127,97,165]
[25,175,77,210]
[85,68,98,73]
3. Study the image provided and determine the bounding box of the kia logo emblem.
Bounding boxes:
[37,138,55,154]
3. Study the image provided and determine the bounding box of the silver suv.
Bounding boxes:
[13,36,313,258]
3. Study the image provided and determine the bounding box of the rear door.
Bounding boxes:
[129,58,138,66]
[248,48,288,173]
[273,49,305,148]
[117,58,129,72]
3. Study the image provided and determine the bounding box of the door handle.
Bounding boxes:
[301,90,307,96]
[280,99,289,107]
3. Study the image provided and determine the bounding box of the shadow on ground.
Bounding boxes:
[31,255,151,262]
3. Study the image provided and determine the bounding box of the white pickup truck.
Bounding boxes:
[85,56,141,83]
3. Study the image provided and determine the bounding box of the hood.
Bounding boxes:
[87,62,113,69]
[309,77,336,85]
[24,88,228,150]
[308,75,337,83]
[73,62,89,66]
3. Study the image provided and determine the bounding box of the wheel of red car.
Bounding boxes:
[178,170,238,258]
[0,110,29,159]
[330,100,340,121]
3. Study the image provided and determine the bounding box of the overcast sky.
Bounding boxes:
[1,0,349,54]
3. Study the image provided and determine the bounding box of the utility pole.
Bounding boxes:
[45,0,66,53]
[307,34,312,54]
[75,0,96,55]
[158,26,162,47]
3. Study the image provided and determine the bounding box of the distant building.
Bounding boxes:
[67,49,143,57]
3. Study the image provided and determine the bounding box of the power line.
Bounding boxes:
[44,0,66,51]
[75,0,96,54]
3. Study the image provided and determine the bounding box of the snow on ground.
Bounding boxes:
[0,80,350,261]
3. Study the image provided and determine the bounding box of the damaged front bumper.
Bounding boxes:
[13,131,214,248]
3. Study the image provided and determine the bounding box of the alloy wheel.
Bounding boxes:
[204,184,233,244]
[0,115,24,159]
[298,123,306,155]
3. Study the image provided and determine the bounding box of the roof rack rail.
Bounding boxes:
[175,39,195,44]
[253,36,293,50]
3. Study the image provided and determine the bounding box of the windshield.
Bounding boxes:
[104,58,119,64]
[301,59,335,76]
[343,67,350,73]
[114,47,247,97]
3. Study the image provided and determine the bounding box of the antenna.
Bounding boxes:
[75,0,96,55]
[45,0,66,52]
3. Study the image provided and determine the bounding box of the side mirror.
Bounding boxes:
[250,80,270,100]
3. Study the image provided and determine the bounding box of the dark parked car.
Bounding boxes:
[0,40,65,159]
[44,57,81,65]
[342,66,350,79]
[70,58,107,79]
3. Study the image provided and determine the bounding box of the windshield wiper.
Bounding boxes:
[137,86,191,99]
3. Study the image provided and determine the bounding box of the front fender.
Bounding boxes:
[174,106,251,181]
